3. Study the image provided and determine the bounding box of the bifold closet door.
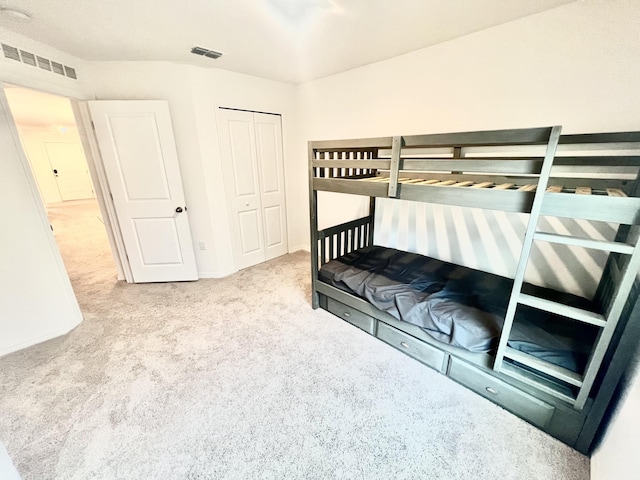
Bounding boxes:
[218,108,288,270]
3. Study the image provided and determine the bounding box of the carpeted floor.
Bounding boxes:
[0,200,590,479]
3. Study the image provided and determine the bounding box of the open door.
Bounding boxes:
[88,100,198,283]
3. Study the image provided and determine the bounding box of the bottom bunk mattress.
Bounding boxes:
[318,245,598,372]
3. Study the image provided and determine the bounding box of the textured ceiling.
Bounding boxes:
[0,0,577,83]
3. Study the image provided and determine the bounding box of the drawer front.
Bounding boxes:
[449,358,555,428]
[376,322,447,373]
[326,298,376,334]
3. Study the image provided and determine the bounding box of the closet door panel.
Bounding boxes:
[254,113,288,260]
[218,109,266,269]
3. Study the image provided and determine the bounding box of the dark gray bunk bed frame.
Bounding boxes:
[308,126,640,454]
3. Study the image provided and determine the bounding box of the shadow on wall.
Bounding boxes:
[374,198,615,299]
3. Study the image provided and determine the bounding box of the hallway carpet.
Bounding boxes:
[0,200,589,479]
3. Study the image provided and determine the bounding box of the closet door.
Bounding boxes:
[218,108,288,270]
[254,113,287,261]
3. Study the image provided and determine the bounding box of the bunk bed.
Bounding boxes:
[308,127,640,453]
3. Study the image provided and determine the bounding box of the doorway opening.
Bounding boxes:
[4,84,118,295]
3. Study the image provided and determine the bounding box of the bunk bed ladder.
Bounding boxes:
[494,128,640,409]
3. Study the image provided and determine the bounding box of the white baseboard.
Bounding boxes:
[289,245,310,253]
[0,322,79,359]
[198,268,238,279]
[590,452,599,480]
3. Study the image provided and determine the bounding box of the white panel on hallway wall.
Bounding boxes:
[374,198,615,299]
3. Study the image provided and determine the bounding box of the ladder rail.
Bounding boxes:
[494,125,563,370]
[574,230,640,409]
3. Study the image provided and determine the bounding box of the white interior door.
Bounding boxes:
[254,113,288,261]
[218,108,288,270]
[218,109,266,269]
[45,142,95,201]
[88,100,198,283]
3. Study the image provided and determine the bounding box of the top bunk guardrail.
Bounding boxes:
[309,127,640,224]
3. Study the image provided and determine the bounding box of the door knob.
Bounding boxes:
[175,207,183,213]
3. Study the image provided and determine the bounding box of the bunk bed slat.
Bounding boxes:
[311,137,393,150]
[313,159,391,169]
[400,158,543,174]
[575,187,592,195]
[533,232,635,254]
[518,293,606,327]
[607,188,627,197]
[504,347,583,387]
[493,183,515,190]
[314,178,389,196]
[452,181,475,187]
[471,182,494,188]
[398,184,534,213]
[401,126,553,148]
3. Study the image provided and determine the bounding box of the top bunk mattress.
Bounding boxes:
[318,245,598,372]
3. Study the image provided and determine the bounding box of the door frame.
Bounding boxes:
[1,82,131,283]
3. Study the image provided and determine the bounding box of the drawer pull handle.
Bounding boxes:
[486,387,498,395]
[400,341,409,349]
[343,312,351,317]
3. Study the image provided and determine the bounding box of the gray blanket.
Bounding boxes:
[319,246,596,372]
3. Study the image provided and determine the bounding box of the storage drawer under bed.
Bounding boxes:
[376,322,448,373]
[326,297,377,335]
[448,358,556,429]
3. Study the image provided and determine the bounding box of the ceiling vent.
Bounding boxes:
[2,42,78,80]
[37,55,51,71]
[2,43,19,61]
[19,50,36,66]
[191,46,223,59]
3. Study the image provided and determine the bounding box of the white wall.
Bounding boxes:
[12,125,92,205]
[81,62,300,278]
[592,364,640,479]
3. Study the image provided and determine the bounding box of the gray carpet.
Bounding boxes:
[0,200,590,479]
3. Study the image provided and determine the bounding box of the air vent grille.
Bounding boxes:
[2,42,78,79]
[64,66,77,79]
[191,46,223,59]
[20,50,36,66]
[51,61,65,75]
[2,43,19,61]
[37,56,51,71]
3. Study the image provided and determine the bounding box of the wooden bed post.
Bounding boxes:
[309,141,320,309]
[368,196,376,247]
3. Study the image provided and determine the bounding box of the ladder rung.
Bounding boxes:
[533,232,635,254]
[504,347,583,387]
[518,293,606,327]
[500,363,577,405]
